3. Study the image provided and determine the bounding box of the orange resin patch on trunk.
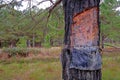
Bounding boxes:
[71,7,99,47]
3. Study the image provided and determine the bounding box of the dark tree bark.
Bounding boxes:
[9,39,19,48]
[32,34,35,47]
[61,0,102,80]
[27,40,31,47]
[0,41,2,48]
[101,35,105,49]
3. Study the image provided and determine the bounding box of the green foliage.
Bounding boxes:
[16,37,27,47]
[2,47,29,57]
[42,34,51,47]
[2,47,42,57]
[0,1,120,48]
[100,0,120,41]
[0,4,65,48]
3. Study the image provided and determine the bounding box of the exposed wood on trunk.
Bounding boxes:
[71,7,99,47]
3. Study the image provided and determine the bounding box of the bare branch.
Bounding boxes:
[37,0,54,5]
[48,0,62,17]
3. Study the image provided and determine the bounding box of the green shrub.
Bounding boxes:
[2,47,29,57]
[16,37,27,48]
[1,47,61,58]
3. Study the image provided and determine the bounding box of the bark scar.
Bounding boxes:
[71,7,99,47]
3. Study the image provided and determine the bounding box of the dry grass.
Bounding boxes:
[0,47,120,80]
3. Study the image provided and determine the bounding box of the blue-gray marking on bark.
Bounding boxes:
[70,47,102,70]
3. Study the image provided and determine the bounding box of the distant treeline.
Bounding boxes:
[0,0,120,48]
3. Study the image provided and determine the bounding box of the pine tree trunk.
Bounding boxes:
[0,41,2,48]
[27,40,31,47]
[101,36,105,49]
[61,0,102,80]
[32,34,35,47]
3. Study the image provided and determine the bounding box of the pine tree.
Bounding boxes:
[61,0,102,80]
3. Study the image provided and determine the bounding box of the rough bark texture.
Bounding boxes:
[61,49,101,80]
[61,0,101,80]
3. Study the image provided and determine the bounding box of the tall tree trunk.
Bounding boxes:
[101,35,105,49]
[61,0,102,80]
[32,34,35,47]
[27,40,31,47]
[0,41,1,48]
[50,38,53,46]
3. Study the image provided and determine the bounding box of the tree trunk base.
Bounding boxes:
[61,49,101,80]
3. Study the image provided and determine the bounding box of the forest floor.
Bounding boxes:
[0,47,120,80]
